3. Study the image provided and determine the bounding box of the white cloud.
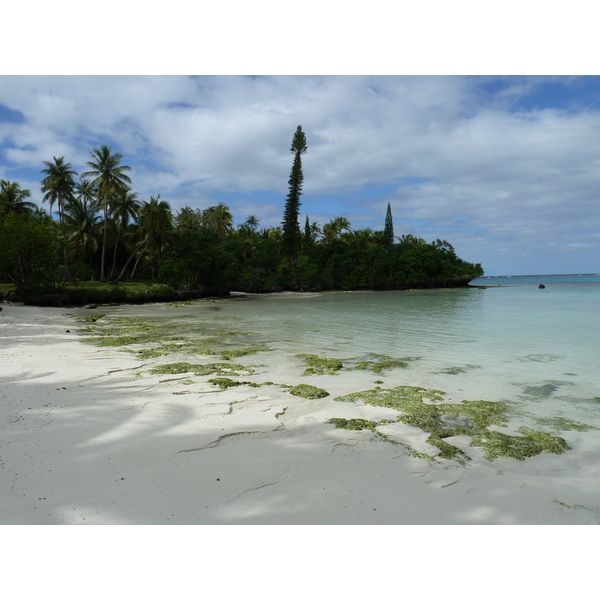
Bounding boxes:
[1,75,599,274]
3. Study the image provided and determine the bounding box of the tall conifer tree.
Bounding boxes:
[282,125,307,261]
[304,215,311,246]
[384,202,394,249]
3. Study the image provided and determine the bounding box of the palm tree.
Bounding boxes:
[63,196,102,276]
[347,228,376,247]
[260,226,282,241]
[243,215,259,230]
[115,195,172,283]
[0,180,37,217]
[81,145,131,282]
[323,216,351,241]
[202,202,233,236]
[108,187,140,280]
[41,157,77,279]
[309,221,322,243]
[73,178,97,210]
[396,234,427,248]
[175,206,202,231]
[41,157,77,219]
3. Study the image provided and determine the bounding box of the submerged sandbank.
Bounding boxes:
[1,301,599,524]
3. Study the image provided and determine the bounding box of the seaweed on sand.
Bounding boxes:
[334,385,570,462]
[148,362,254,377]
[296,354,343,375]
[284,384,329,399]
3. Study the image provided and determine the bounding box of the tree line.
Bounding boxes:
[0,128,483,300]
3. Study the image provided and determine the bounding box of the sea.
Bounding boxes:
[201,273,600,436]
[118,273,600,462]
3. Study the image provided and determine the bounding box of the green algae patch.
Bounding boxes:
[470,428,570,461]
[426,436,469,463]
[296,354,343,375]
[207,378,274,389]
[167,300,202,307]
[77,314,106,323]
[148,362,254,377]
[329,417,380,432]
[87,333,184,347]
[333,384,569,463]
[87,335,147,347]
[286,384,329,399]
[80,312,266,364]
[553,499,599,513]
[327,418,432,455]
[535,417,597,432]
[441,400,506,430]
[81,316,185,348]
[218,347,272,360]
[148,362,197,375]
[135,348,166,359]
[145,343,268,361]
[336,385,446,408]
[187,363,255,377]
[337,385,486,463]
[80,315,271,373]
[207,378,245,389]
[355,358,407,374]
[328,417,395,436]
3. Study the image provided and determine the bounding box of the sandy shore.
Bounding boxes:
[1,301,599,525]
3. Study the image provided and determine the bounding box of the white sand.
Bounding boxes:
[1,302,599,525]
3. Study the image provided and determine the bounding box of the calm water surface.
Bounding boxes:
[199,274,600,432]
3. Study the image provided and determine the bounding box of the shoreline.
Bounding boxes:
[0,277,480,307]
[1,302,598,524]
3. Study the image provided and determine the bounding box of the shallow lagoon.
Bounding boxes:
[91,277,600,463]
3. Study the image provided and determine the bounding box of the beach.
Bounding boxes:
[2,298,599,525]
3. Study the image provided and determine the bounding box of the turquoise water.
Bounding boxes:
[122,274,599,465]
[199,276,600,437]
[472,273,600,287]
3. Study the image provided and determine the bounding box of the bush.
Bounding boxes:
[0,214,61,296]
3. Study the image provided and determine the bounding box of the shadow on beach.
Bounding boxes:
[3,362,598,526]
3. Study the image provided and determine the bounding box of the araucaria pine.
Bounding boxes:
[282,125,307,261]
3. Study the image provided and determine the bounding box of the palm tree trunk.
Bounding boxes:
[115,234,149,283]
[129,246,147,282]
[87,246,95,280]
[150,249,156,282]
[58,193,70,282]
[108,226,122,281]
[100,202,108,282]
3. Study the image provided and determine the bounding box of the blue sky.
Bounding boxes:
[1,5,599,278]
[1,75,599,276]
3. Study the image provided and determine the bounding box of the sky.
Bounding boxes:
[1,6,599,277]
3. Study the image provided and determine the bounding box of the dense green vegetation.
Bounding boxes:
[0,130,483,304]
